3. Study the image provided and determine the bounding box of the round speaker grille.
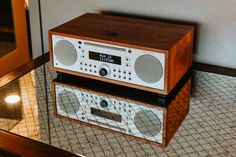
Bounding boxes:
[58,90,80,115]
[54,40,77,66]
[135,55,163,83]
[134,110,161,137]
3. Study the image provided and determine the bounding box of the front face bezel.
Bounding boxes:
[54,82,165,144]
[50,34,166,92]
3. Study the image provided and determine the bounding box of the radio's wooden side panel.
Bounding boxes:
[167,28,194,94]
[164,78,191,147]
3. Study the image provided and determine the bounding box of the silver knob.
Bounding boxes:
[99,65,110,77]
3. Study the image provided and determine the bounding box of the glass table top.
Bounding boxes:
[0,63,236,157]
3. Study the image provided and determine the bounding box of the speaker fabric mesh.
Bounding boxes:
[134,55,163,83]
[54,40,77,66]
[134,110,161,137]
[57,89,80,115]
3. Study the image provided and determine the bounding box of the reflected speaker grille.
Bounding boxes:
[134,110,161,137]
[57,90,80,115]
[135,55,163,83]
[54,40,77,66]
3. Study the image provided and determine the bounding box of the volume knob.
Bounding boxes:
[99,65,110,77]
[99,68,108,76]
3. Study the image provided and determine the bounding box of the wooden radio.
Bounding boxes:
[52,71,191,147]
[49,13,194,95]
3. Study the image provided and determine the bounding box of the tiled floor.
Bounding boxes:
[0,63,236,157]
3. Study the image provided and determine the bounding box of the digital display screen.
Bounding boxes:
[91,108,122,122]
[89,51,121,65]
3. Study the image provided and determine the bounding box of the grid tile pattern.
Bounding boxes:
[0,62,236,157]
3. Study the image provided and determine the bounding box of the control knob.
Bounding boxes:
[99,65,110,77]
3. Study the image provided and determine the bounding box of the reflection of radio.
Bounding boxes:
[52,72,191,147]
[49,13,194,95]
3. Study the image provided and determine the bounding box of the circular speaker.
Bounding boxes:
[58,90,80,115]
[134,110,161,137]
[135,55,163,83]
[54,40,77,66]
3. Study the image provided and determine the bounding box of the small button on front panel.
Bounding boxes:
[111,68,132,81]
[79,61,98,75]
[75,39,134,82]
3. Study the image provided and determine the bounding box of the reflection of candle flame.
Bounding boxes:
[4,95,21,104]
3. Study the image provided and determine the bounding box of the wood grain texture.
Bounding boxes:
[49,13,194,95]
[49,13,193,52]
[167,29,194,93]
[0,53,49,88]
[164,78,191,147]
[0,130,82,157]
[0,0,30,77]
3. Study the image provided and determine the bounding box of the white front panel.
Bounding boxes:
[55,84,164,144]
[52,35,165,90]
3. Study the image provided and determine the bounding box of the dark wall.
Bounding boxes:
[0,0,15,42]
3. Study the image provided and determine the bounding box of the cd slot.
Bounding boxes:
[84,42,126,52]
